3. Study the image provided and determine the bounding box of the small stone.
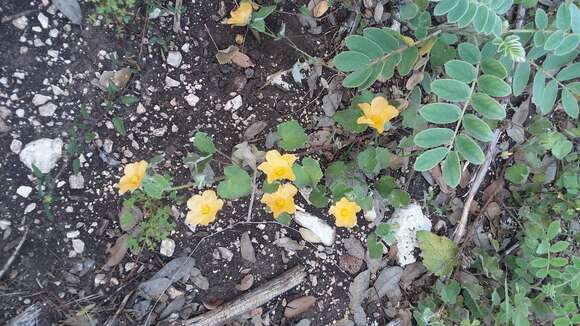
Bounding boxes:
[38,13,49,29]
[166,51,182,68]
[16,185,33,198]
[95,274,106,286]
[32,94,51,106]
[184,94,200,107]
[72,239,85,254]
[12,16,28,30]
[10,139,22,154]
[24,203,36,214]
[38,102,57,116]
[125,262,136,272]
[224,95,243,111]
[16,109,25,117]
[69,174,84,189]
[66,230,80,238]
[160,239,175,257]
[19,138,63,173]
[136,103,146,114]
[165,76,180,87]
[103,139,113,153]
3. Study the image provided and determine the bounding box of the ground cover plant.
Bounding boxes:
[0,0,578,325]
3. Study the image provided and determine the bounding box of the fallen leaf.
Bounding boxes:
[274,236,305,252]
[485,202,502,220]
[367,266,403,302]
[506,98,529,144]
[216,46,254,68]
[339,255,363,274]
[191,268,209,290]
[105,234,128,267]
[284,296,316,318]
[349,270,369,326]
[240,231,257,263]
[235,274,254,291]
[482,178,505,203]
[244,121,268,140]
[312,1,329,17]
[430,165,451,194]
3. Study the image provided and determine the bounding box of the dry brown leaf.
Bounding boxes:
[339,255,363,274]
[430,165,451,194]
[235,274,254,291]
[312,0,329,17]
[482,178,505,203]
[405,70,424,90]
[284,296,316,318]
[105,234,128,267]
[215,46,254,68]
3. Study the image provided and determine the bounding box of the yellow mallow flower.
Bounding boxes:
[118,160,148,194]
[186,190,224,226]
[356,96,399,134]
[261,184,297,219]
[226,0,253,26]
[257,150,297,184]
[329,197,361,228]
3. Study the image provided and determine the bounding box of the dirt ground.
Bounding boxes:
[0,1,433,325]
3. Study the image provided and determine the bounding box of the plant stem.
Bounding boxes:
[528,60,570,91]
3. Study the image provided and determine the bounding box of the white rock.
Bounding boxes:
[136,103,146,114]
[38,13,49,29]
[0,220,11,230]
[16,109,25,118]
[94,274,106,286]
[38,102,57,116]
[390,204,432,266]
[12,16,28,30]
[184,94,200,107]
[19,138,63,174]
[32,94,51,106]
[16,186,33,198]
[224,95,243,111]
[294,211,335,246]
[66,230,80,238]
[24,203,36,214]
[10,139,22,154]
[165,76,180,87]
[299,227,321,243]
[166,51,182,68]
[160,239,175,257]
[69,174,84,189]
[72,239,85,254]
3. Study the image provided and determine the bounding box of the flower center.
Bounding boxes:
[200,204,211,215]
[274,198,286,209]
[371,115,383,127]
[274,167,287,177]
[340,208,351,217]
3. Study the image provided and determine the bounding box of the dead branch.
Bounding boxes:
[453,130,501,243]
[0,225,30,280]
[180,265,307,326]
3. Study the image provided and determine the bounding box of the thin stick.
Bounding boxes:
[452,130,501,243]
[180,266,307,326]
[0,226,30,280]
[246,169,258,222]
[173,0,183,33]
[1,9,37,23]
[204,24,220,50]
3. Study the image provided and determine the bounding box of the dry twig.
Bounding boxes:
[0,225,30,280]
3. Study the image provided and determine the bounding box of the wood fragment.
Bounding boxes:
[0,225,30,280]
[181,266,306,326]
[453,130,501,243]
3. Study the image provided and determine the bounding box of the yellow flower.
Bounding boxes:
[118,160,148,194]
[402,36,415,47]
[186,190,224,226]
[261,184,297,219]
[329,197,361,228]
[257,150,297,184]
[356,96,399,134]
[226,0,253,26]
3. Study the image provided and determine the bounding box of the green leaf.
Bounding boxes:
[431,79,471,102]
[343,67,374,88]
[414,128,454,148]
[367,233,384,259]
[389,189,410,208]
[293,158,323,188]
[376,176,398,198]
[400,2,419,20]
[419,103,462,124]
[363,27,400,52]
[512,62,530,97]
[375,223,397,245]
[417,231,458,277]
[345,35,384,58]
[112,116,126,136]
[442,150,461,188]
[447,0,469,23]
[430,39,457,67]
[193,131,216,155]
[398,47,418,76]
[547,220,560,240]
[436,279,461,305]
[556,62,580,81]
[535,8,548,29]
[531,257,549,268]
[444,60,477,82]
[458,42,481,64]
[481,59,508,78]
[457,2,477,28]
[554,34,580,55]
[120,95,138,106]
[473,5,490,33]
[561,88,579,119]
[142,174,172,199]
[532,70,545,106]
[414,147,449,171]
[309,185,329,208]
[277,120,307,150]
[334,108,367,133]
[550,241,569,253]
[478,74,511,97]
[556,3,571,30]
[463,114,494,142]
[333,51,371,72]
[552,137,572,159]
[505,164,529,184]
[276,212,291,225]
[543,51,577,70]
[381,53,402,80]
[470,93,506,120]
[539,80,558,114]
[434,0,460,16]
[357,147,390,174]
[456,134,485,164]
[544,30,565,51]
[217,165,252,199]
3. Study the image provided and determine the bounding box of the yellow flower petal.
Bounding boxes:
[261,184,297,218]
[329,197,361,228]
[356,96,399,134]
[402,36,415,47]
[257,150,297,184]
[186,190,224,226]
[118,160,148,194]
[226,1,253,26]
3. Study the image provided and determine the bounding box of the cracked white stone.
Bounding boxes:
[72,239,85,254]
[32,94,51,106]
[19,138,63,173]
[38,102,57,116]
[166,51,182,68]
[390,204,432,266]
[294,210,335,246]
[165,76,180,87]
[38,13,49,29]
[66,230,80,238]
[16,186,33,198]
[184,94,199,107]
[160,239,175,257]
[69,174,84,189]
[12,16,28,30]
[224,95,243,111]
[10,139,22,154]
[136,103,146,114]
